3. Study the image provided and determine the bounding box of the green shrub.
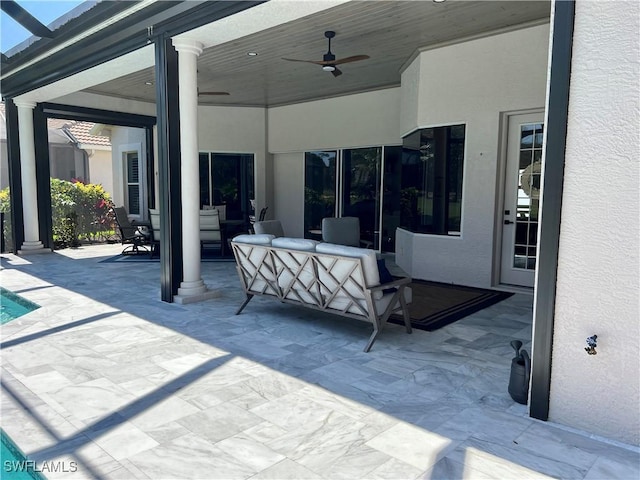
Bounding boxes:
[0,179,115,250]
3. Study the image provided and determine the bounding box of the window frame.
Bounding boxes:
[120,143,144,219]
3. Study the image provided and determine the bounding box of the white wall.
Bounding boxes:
[87,149,114,198]
[272,152,304,237]
[548,0,639,446]
[269,88,401,153]
[396,24,549,286]
[110,126,147,216]
[268,88,401,226]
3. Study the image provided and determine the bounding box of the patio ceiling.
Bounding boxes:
[84,0,551,108]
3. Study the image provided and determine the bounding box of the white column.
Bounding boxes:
[172,39,215,302]
[15,100,45,253]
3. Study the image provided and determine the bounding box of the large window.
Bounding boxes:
[198,153,254,221]
[400,124,465,235]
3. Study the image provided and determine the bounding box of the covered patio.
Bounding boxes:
[2,0,639,470]
[1,244,637,479]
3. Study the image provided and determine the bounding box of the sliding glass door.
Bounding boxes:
[304,147,392,250]
[341,147,382,248]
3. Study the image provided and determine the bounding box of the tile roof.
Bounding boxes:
[65,121,111,148]
[0,103,110,147]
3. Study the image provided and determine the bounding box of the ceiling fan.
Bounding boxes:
[282,31,369,77]
[198,89,230,96]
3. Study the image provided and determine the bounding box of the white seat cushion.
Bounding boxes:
[232,234,274,245]
[315,242,380,287]
[272,237,319,251]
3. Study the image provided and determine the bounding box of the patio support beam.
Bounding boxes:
[155,35,183,302]
[530,0,575,421]
[33,105,54,250]
[172,38,217,303]
[14,100,47,254]
[5,99,25,253]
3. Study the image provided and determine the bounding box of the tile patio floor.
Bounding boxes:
[1,244,638,479]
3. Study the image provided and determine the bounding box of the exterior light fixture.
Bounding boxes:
[145,81,153,85]
[322,65,336,72]
[247,52,258,56]
[433,0,447,3]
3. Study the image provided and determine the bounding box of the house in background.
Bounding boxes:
[89,123,147,221]
[0,0,637,451]
[0,102,113,194]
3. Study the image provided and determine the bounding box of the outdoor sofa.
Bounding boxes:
[231,234,413,352]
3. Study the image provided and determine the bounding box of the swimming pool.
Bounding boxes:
[0,287,40,324]
[1,429,46,479]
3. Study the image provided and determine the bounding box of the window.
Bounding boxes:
[304,147,388,248]
[124,151,140,215]
[198,153,255,220]
[400,124,465,235]
[304,151,337,237]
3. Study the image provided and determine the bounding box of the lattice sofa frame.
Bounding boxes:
[231,236,412,352]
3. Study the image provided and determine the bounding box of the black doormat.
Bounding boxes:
[389,279,513,332]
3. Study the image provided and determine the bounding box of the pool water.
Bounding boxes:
[0,287,40,324]
[1,429,46,479]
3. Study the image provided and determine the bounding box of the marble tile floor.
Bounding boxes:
[1,244,638,480]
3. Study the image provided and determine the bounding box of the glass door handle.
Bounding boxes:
[504,220,514,225]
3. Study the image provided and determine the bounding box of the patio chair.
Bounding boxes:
[249,206,269,233]
[200,208,225,256]
[148,208,160,259]
[202,204,227,221]
[321,216,372,248]
[113,206,149,255]
[253,220,284,237]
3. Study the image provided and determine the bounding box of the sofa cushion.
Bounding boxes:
[272,237,319,251]
[232,234,274,245]
[316,242,380,288]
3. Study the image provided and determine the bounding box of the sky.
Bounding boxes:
[1,0,85,53]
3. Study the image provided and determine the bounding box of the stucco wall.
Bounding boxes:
[272,152,304,237]
[88,149,114,199]
[549,0,639,446]
[396,24,549,286]
[268,88,401,153]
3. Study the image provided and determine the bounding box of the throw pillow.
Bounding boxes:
[377,259,397,294]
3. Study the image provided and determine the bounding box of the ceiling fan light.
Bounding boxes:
[323,65,336,72]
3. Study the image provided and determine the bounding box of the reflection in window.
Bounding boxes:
[198,153,254,221]
[514,123,543,270]
[304,151,337,238]
[400,125,465,235]
[342,147,381,247]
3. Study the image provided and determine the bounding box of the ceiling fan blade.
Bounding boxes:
[282,57,325,65]
[331,67,343,77]
[199,91,230,96]
[332,55,370,65]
